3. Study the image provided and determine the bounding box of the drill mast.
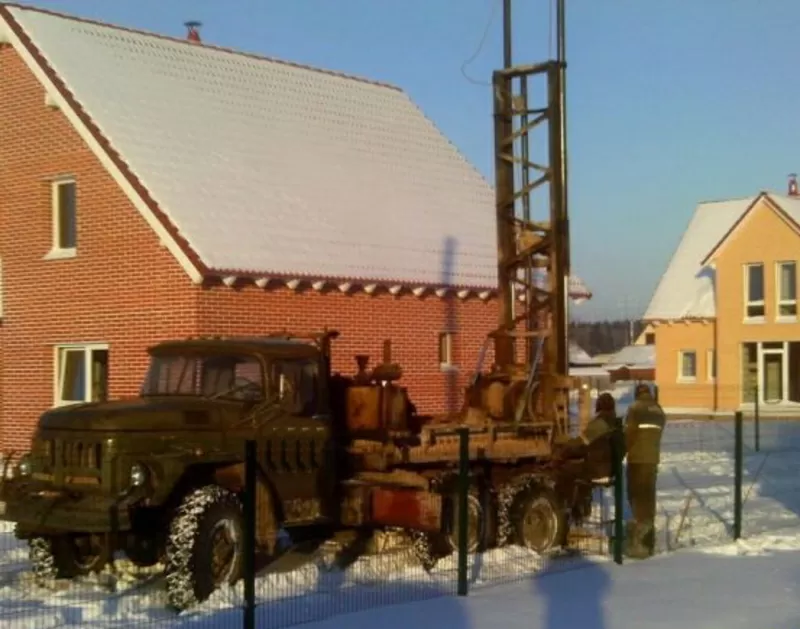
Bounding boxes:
[488,0,571,434]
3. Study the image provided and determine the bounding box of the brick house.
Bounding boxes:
[643,179,800,413]
[0,4,592,451]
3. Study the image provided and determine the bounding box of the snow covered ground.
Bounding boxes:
[295,531,800,629]
[0,391,798,628]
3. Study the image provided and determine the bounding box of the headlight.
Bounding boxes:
[129,462,149,487]
[16,455,32,478]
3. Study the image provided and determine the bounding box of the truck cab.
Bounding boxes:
[0,332,345,610]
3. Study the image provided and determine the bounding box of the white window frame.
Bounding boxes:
[743,262,765,322]
[0,256,4,319]
[677,349,697,382]
[53,343,109,406]
[707,348,716,382]
[438,332,454,369]
[45,177,78,260]
[775,260,797,321]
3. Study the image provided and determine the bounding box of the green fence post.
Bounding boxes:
[612,422,624,565]
[456,427,470,597]
[733,411,743,540]
[753,383,760,453]
[243,440,257,629]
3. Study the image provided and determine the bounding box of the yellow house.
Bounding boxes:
[644,186,800,413]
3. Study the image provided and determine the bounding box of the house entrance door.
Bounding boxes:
[759,342,786,404]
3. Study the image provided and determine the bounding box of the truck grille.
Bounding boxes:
[31,438,103,486]
[62,441,103,469]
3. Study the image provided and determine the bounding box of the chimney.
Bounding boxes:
[185,20,202,43]
[789,173,799,197]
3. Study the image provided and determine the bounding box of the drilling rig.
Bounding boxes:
[466,0,575,443]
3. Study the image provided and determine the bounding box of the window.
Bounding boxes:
[438,332,453,367]
[678,350,697,381]
[270,358,319,416]
[707,349,716,381]
[744,263,765,319]
[142,353,264,401]
[644,333,655,345]
[55,344,108,406]
[776,261,797,319]
[50,179,77,255]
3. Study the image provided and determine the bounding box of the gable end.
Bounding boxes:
[0,5,205,284]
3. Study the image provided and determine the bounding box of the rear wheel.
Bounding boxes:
[444,483,497,554]
[511,486,567,554]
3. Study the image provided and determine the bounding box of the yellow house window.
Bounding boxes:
[744,263,765,320]
[776,261,797,319]
[678,349,697,382]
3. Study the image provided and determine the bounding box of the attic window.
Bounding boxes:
[45,179,77,260]
[438,332,453,367]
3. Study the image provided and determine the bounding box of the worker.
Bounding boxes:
[624,383,666,559]
[555,392,623,520]
[556,392,620,472]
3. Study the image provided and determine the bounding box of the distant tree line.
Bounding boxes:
[568,319,646,357]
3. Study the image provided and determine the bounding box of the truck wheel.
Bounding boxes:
[164,485,244,611]
[445,485,496,554]
[29,534,108,582]
[510,486,567,554]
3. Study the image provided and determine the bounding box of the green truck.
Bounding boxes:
[0,331,602,610]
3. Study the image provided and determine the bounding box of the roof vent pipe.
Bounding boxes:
[789,173,798,197]
[185,20,202,43]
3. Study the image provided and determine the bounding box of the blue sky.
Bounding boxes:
[13,0,800,320]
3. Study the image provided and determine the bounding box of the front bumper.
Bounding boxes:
[0,478,136,536]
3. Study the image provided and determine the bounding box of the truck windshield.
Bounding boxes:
[141,353,265,401]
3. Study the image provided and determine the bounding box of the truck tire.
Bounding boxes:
[445,484,497,554]
[29,534,108,582]
[164,485,244,611]
[510,485,567,554]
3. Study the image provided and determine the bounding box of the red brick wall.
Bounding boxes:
[197,285,497,414]
[0,44,502,451]
[0,45,196,451]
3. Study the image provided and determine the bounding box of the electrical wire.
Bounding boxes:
[459,0,500,87]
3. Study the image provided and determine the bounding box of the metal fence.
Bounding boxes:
[640,382,800,555]
[1,391,796,629]
[0,428,625,629]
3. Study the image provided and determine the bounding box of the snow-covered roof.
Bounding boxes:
[604,344,655,370]
[0,3,593,301]
[644,192,800,320]
[568,341,594,365]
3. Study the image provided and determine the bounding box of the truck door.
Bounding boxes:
[260,356,336,525]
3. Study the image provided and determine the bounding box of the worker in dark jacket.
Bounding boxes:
[624,383,666,559]
[555,392,623,520]
[556,392,619,478]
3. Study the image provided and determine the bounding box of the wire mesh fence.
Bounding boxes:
[0,424,627,629]
[2,381,798,629]
[643,382,800,552]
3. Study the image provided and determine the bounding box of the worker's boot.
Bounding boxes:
[624,520,649,559]
[640,520,656,557]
